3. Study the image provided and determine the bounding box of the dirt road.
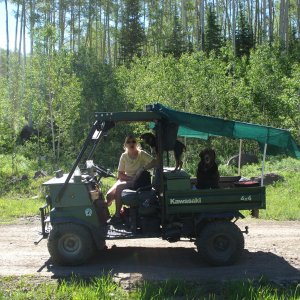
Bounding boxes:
[0,218,299,284]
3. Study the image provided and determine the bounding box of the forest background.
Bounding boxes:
[0,0,299,183]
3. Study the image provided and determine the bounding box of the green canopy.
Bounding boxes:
[150,103,300,159]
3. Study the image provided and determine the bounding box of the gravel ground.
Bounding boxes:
[0,218,299,285]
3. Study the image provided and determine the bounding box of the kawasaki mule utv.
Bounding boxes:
[38,103,300,266]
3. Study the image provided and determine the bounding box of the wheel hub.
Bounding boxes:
[60,234,82,254]
[213,235,230,251]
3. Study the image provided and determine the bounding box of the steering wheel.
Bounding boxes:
[93,164,115,178]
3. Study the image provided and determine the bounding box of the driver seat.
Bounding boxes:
[121,188,157,214]
[121,188,158,232]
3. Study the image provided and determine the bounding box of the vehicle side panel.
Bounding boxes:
[164,186,266,214]
[50,206,100,227]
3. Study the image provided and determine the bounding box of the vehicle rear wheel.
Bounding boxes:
[48,223,95,266]
[196,221,244,266]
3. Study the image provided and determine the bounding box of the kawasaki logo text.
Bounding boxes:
[170,198,202,205]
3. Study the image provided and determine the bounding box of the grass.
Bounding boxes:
[0,197,44,224]
[0,175,46,224]
[0,169,47,224]
[0,276,299,300]
[239,157,300,220]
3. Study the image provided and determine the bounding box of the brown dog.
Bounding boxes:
[196,148,220,189]
[140,132,186,171]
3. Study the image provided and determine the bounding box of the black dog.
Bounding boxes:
[140,132,186,171]
[196,148,220,189]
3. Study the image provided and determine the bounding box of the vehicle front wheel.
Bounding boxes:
[47,223,95,266]
[196,221,244,266]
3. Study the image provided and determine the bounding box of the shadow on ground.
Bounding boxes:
[39,246,300,282]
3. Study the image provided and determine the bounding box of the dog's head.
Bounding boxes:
[199,148,216,167]
[140,132,156,147]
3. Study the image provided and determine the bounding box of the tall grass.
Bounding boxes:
[0,276,299,300]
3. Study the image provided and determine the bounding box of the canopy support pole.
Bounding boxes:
[238,139,242,176]
[252,142,267,219]
[261,143,268,187]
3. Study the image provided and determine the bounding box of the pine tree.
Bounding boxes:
[119,0,145,64]
[204,5,222,54]
[235,6,254,57]
[164,14,188,59]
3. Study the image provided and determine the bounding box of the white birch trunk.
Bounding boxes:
[279,0,285,41]
[232,0,236,54]
[5,0,9,75]
[297,0,300,38]
[263,0,267,41]
[284,0,289,50]
[200,0,205,51]
[268,0,273,42]
[14,2,20,53]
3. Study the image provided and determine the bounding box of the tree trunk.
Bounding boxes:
[159,0,164,53]
[254,0,259,44]
[200,0,205,51]
[18,3,23,62]
[5,0,9,76]
[284,0,289,51]
[224,0,231,39]
[232,0,236,55]
[114,1,119,65]
[194,0,200,49]
[59,0,64,49]
[30,0,35,55]
[268,0,273,43]
[297,0,300,38]
[100,3,103,58]
[279,0,285,42]
[51,0,56,53]
[102,1,107,62]
[78,0,81,48]
[70,0,74,51]
[14,1,20,53]
[107,0,111,63]
[23,0,26,62]
[85,0,92,48]
[181,0,187,34]
[263,0,267,41]
[96,0,99,57]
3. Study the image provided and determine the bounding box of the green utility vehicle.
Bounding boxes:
[38,104,300,266]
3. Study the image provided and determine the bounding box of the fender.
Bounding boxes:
[51,217,107,250]
[195,211,245,222]
[194,211,245,231]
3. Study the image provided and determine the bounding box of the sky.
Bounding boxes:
[0,2,30,52]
